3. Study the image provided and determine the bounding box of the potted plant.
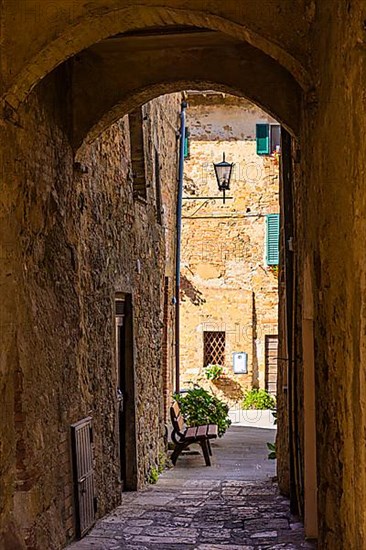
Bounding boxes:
[174,385,231,437]
[204,363,224,381]
[240,388,277,428]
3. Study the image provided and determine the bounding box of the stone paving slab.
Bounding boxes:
[67,427,316,549]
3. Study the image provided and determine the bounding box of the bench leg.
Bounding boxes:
[207,439,212,456]
[171,441,190,465]
[200,440,211,466]
[171,443,183,465]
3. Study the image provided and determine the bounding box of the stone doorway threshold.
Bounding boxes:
[67,427,316,549]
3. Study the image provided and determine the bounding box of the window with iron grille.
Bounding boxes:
[203,331,225,367]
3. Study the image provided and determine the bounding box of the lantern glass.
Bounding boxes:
[213,153,234,191]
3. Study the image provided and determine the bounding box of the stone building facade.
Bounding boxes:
[0,63,180,549]
[180,94,279,407]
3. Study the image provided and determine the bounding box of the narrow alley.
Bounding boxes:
[3,3,366,549]
[67,427,315,549]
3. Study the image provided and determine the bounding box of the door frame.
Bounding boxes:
[302,258,318,538]
[115,292,138,490]
[264,334,278,395]
[281,128,303,515]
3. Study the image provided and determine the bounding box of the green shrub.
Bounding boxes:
[204,364,224,381]
[158,451,168,473]
[148,466,159,484]
[267,441,276,460]
[174,385,231,437]
[241,388,276,410]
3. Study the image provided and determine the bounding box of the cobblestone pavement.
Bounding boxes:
[67,427,316,550]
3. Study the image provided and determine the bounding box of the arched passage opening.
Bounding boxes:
[70,26,302,150]
[2,4,312,111]
[0,16,317,550]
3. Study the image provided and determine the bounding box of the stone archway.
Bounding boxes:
[2,3,312,111]
[71,27,302,150]
[2,2,366,549]
[0,12,307,545]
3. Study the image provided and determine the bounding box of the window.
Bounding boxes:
[203,331,225,367]
[183,127,190,159]
[270,124,281,154]
[265,213,280,265]
[256,123,269,155]
[256,123,281,155]
[154,149,163,225]
[129,108,147,199]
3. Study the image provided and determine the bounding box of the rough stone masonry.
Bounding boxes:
[0,64,181,548]
[180,93,279,402]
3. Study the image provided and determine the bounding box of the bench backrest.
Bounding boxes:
[170,401,185,436]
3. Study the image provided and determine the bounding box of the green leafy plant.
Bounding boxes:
[241,388,276,410]
[267,441,276,460]
[148,452,169,483]
[204,364,224,381]
[147,466,159,484]
[174,385,231,437]
[158,451,168,473]
[268,265,279,276]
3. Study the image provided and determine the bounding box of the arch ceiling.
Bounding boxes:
[72,28,302,148]
[1,2,313,111]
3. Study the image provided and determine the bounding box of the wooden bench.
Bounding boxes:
[170,401,218,466]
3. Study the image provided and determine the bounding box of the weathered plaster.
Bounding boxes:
[180,96,279,404]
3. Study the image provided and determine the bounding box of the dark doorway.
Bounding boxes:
[115,293,138,491]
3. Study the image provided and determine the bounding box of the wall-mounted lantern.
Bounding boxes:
[213,152,234,204]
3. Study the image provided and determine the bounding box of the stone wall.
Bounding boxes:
[0,65,180,549]
[299,2,366,546]
[142,100,179,418]
[180,95,279,406]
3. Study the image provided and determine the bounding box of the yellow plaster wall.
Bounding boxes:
[180,97,279,405]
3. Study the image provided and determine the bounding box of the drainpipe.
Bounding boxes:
[175,100,187,394]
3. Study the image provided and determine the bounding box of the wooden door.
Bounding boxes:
[114,293,138,491]
[265,335,278,396]
[71,417,96,538]
[115,297,126,489]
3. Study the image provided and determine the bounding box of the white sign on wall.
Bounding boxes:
[233,352,248,374]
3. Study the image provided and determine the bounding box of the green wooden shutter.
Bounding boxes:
[256,123,270,155]
[184,128,189,158]
[266,214,280,265]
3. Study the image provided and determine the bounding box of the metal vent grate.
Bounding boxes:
[203,331,225,367]
[71,417,96,538]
